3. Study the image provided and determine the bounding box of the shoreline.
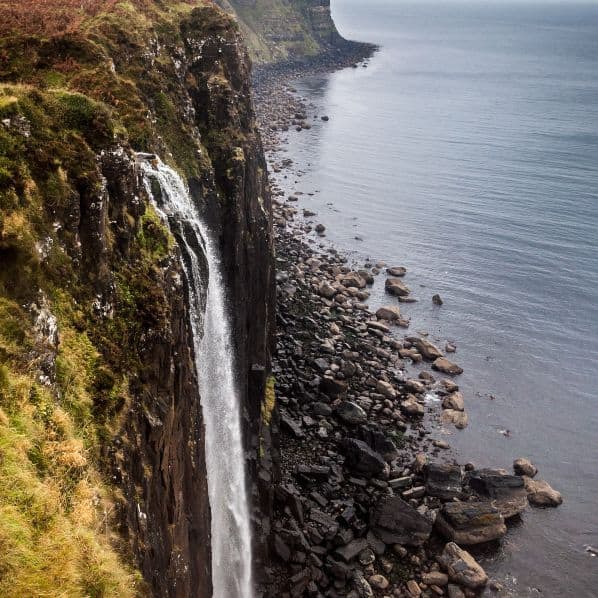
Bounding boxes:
[255,48,563,598]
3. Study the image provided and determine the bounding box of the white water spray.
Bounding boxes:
[139,157,253,598]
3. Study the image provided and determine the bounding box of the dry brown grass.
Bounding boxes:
[0,0,204,37]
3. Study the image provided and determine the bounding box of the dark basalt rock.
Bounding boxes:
[335,401,368,425]
[339,438,387,478]
[370,496,433,546]
[425,463,464,500]
[467,469,528,518]
[435,501,507,545]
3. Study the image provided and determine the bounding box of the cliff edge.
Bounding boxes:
[0,1,273,595]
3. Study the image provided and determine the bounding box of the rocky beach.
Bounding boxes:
[254,54,563,598]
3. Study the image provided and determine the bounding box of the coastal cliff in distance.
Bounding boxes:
[0,1,273,595]
[215,0,353,64]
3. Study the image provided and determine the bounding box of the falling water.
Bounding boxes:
[139,156,253,598]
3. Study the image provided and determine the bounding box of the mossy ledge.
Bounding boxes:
[0,1,274,596]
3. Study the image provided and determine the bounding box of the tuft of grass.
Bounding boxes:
[261,375,276,427]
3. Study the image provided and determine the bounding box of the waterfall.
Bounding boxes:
[139,156,253,598]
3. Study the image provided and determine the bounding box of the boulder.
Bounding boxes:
[339,438,387,477]
[335,401,368,425]
[438,542,488,589]
[432,294,443,306]
[425,463,463,500]
[433,357,463,375]
[406,337,444,361]
[467,469,528,518]
[340,272,367,289]
[387,266,407,277]
[376,379,397,399]
[513,458,538,478]
[376,306,401,321]
[441,409,468,429]
[442,391,464,411]
[435,501,507,544]
[401,397,425,417]
[370,496,433,546]
[523,477,563,507]
[318,281,337,299]
[385,277,411,297]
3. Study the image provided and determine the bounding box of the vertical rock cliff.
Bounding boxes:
[0,1,274,595]
[215,0,353,65]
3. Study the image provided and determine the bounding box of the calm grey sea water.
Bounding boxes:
[273,0,598,594]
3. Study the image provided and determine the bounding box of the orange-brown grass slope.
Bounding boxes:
[0,0,205,37]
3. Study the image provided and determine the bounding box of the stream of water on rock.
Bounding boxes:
[140,158,253,598]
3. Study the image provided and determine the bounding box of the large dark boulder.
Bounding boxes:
[467,469,528,518]
[370,496,432,546]
[425,463,463,500]
[339,438,386,478]
[435,501,506,544]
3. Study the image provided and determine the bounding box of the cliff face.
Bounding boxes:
[0,1,273,595]
[215,0,346,64]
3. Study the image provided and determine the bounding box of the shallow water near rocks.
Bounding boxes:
[270,0,598,594]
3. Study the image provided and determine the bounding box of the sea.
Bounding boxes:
[270,0,598,595]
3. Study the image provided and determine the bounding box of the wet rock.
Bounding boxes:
[385,277,411,297]
[435,501,506,544]
[321,115,330,122]
[335,401,368,425]
[407,337,444,361]
[468,469,528,518]
[432,294,443,306]
[318,280,337,299]
[339,438,387,477]
[441,409,468,429]
[341,272,367,289]
[438,542,488,589]
[523,477,563,507]
[442,391,464,411]
[513,458,538,478]
[376,305,401,321]
[370,496,433,546]
[387,266,407,277]
[413,453,428,474]
[401,397,425,417]
[315,223,326,234]
[433,357,464,375]
[433,439,450,450]
[445,342,457,353]
[406,579,421,595]
[425,463,463,500]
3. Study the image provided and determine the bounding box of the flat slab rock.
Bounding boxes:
[435,501,507,545]
[370,496,432,546]
[467,468,528,518]
[425,463,463,500]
